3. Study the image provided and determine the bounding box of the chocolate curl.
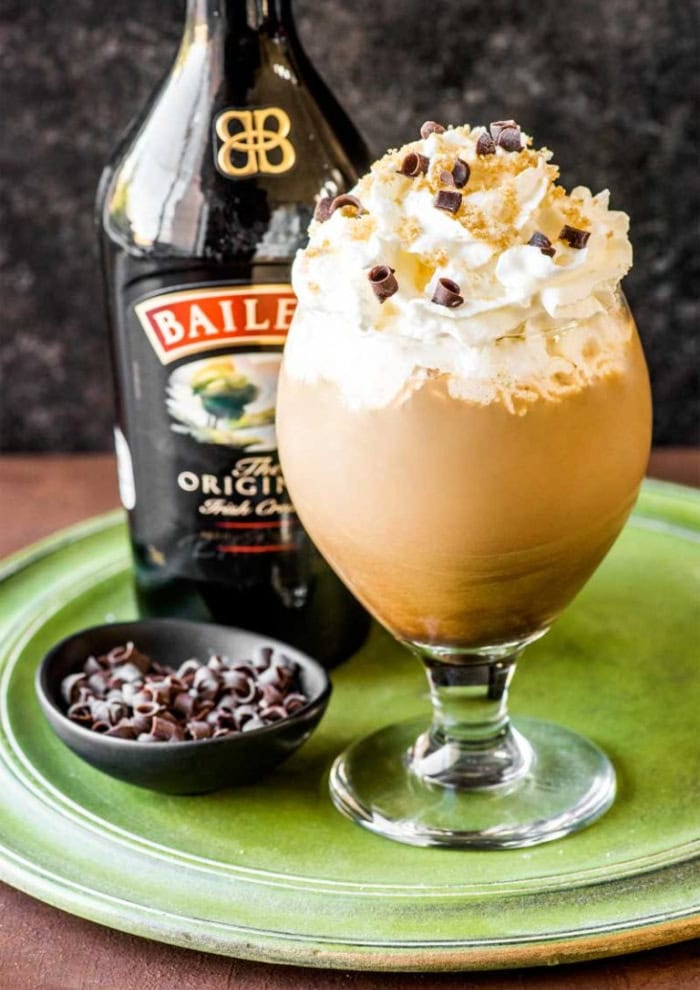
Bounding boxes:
[261,683,284,706]
[59,638,310,745]
[221,669,251,693]
[330,194,366,215]
[241,716,265,732]
[234,704,258,728]
[261,705,287,723]
[150,715,184,742]
[214,711,238,731]
[433,190,462,214]
[61,673,87,705]
[559,224,591,249]
[107,700,129,724]
[232,673,258,703]
[177,658,201,680]
[440,159,470,189]
[144,678,172,706]
[313,196,335,222]
[314,193,367,222]
[420,120,445,139]
[172,690,197,719]
[105,722,137,740]
[192,699,215,720]
[489,119,522,151]
[186,720,213,740]
[527,231,556,257]
[106,644,131,664]
[284,693,307,714]
[451,158,470,188]
[432,278,464,308]
[476,132,496,156]
[398,152,430,177]
[274,665,295,691]
[132,701,160,734]
[258,646,274,668]
[368,265,399,304]
[67,703,92,725]
[192,666,220,700]
[87,671,109,696]
[111,661,147,684]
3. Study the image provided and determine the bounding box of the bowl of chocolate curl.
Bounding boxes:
[36,619,331,794]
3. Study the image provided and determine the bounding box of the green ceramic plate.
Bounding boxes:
[0,480,698,971]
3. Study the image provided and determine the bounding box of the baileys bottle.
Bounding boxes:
[96,0,370,666]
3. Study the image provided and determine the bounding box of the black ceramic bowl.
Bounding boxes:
[36,619,331,795]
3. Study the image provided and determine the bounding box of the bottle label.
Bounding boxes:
[213,108,296,178]
[122,281,304,584]
[134,284,296,364]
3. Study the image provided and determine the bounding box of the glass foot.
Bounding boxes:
[329,715,616,849]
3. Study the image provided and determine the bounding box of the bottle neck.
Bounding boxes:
[184,0,293,36]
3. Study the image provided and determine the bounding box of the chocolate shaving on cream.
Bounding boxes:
[559,224,591,249]
[398,152,430,177]
[490,119,522,151]
[476,132,496,155]
[528,231,556,257]
[314,194,367,222]
[368,265,399,303]
[420,120,445,139]
[433,190,462,214]
[432,278,464,308]
[439,160,469,188]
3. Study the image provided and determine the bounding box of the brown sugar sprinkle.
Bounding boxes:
[397,216,423,247]
[368,265,399,303]
[559,224,591,249]
[419,248,449,271]
[432,277,464,308]
[457,202,514,251]
[348,215,376,240]
[464,148,556,197]
[527,231,556,257]
[420,120,445,139]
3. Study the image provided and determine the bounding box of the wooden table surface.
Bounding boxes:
[0,451,698,990]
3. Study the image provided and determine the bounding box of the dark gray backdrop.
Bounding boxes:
[1,0,698,450]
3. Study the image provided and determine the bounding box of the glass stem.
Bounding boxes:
[408,641,536,789]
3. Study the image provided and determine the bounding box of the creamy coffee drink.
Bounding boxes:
[278,121,651,650]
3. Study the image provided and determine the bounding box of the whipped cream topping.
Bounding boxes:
[285,123,634,411]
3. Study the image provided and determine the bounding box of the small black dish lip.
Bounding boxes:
[36,617,332,752]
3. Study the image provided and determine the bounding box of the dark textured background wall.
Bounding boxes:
[1,0,698,450]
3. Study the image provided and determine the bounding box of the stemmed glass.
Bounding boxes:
[277,294,651,848]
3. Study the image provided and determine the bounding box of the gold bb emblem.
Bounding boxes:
[214,107,296,177]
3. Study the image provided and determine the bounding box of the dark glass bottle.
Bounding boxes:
[96,0,371,667]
